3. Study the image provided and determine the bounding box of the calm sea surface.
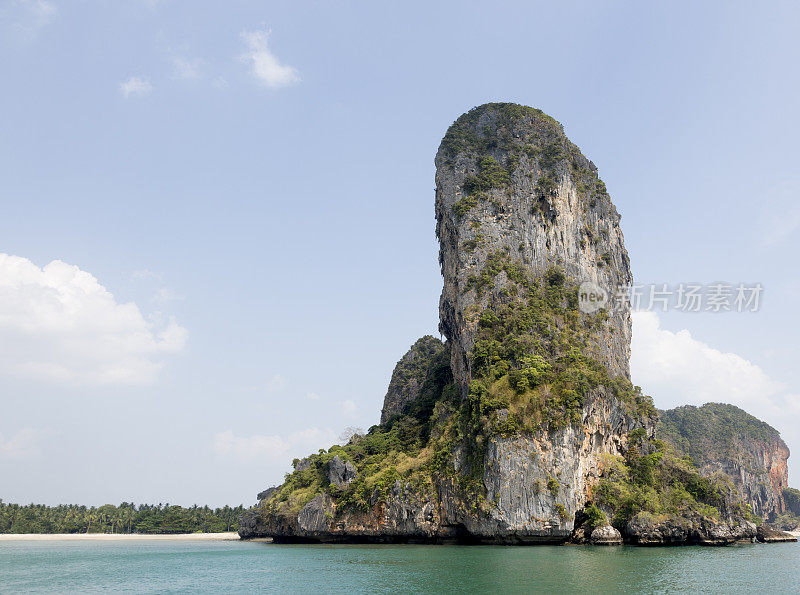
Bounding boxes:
[0,539,798,593]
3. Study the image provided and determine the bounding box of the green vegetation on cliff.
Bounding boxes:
[592,430,752,528]
[658,403,782,466]
[464,256,656,437]
[441,103,612,223]
[439,103,561,166]
[265,345,458,517]
[262,265,659,521]
[0,501,243,534]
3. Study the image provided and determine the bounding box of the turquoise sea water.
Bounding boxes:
[0,540,798,593]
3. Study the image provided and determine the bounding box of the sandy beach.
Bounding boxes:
[0,532,242,541]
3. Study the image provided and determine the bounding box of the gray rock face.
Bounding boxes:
[238,509,267,539]
[462,387,646,540]
[298,494,336,533]
[380,336,445,423]
[435,104,633,394]
[699,441,789,520]
[624,513,757,546]
[293,457,313,472]
[327,455,357,489]
[590,525,622,545]
[756,525,797,543]
[257,486,278,501]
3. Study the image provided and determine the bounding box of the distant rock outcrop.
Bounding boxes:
[784,487,800,517]
[380,336,445,423]
[756,525,797,543]
[658,403,789,519]
[257,487,278,502]
[624,513,757,546]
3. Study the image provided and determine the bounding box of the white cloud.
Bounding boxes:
[631,312,791,410]
[171,56,202,80]
[5,0,56,40]
[119,77,153,99]
[239,30,300,88]
[0,428,47,458]
[0,254,187,385]
[306,392,320,400]
[341,399,357,415]
[212,427,336,463]
[212,76,229,90]
[631,311,800,477]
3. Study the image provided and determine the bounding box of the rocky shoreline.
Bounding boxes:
[239,496,796,546]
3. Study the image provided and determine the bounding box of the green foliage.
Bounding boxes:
[658,403,782,469]
[508,355,551,393]
[584,503,607,531]
[384,336,443,399]
[772,512,800,531]
[439,103,562,166]
[266,345,458,516]
[0,502,243,534]
[547,475,560,497]
[544,267,565,287]
[535,174,556,196]
[464,254,656,432]
[462,234,484,253]
[463,157,511,193]
[453,194,478,218]
[540,141,564,170]
[593,435,734,528]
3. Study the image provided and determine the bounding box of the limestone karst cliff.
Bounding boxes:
[239,103,763,545]
[658,403,789,520]
[435,104,633,390]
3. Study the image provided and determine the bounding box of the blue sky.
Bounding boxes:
[1,0,799,506]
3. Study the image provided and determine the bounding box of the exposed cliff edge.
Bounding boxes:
[240,103,768,545]
[658,403,791,520]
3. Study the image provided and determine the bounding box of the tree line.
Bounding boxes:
[0,500,244,534]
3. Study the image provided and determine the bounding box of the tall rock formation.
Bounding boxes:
[658,403,790,519]
[435,104,633,391]
[239,104,755,545]
[428,103,655,540]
